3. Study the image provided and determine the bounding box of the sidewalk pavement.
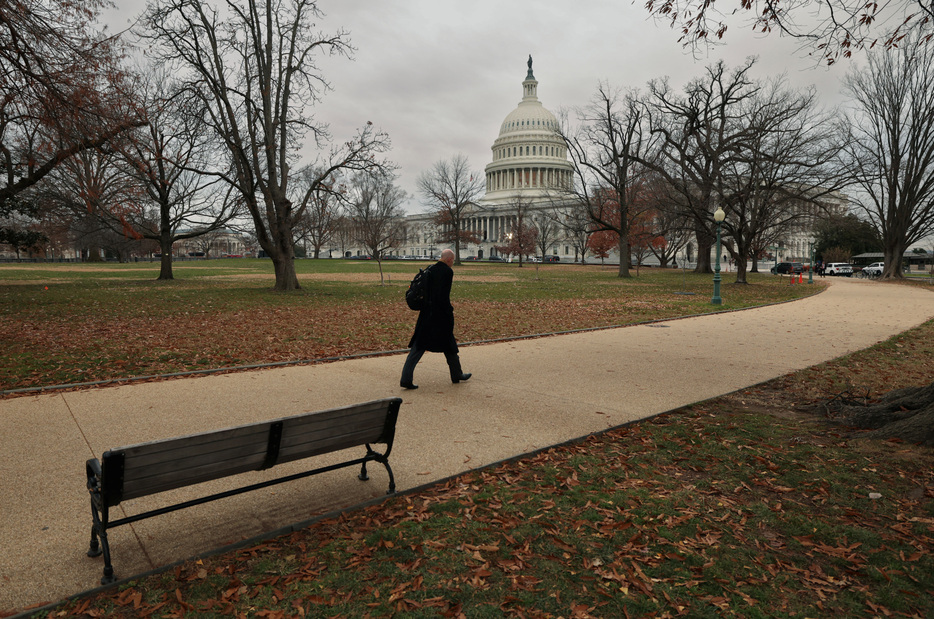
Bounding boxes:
[2,278,932,614]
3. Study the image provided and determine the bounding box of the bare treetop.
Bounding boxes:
[643,0,934,64]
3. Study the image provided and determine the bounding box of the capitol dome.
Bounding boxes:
[482,57,574,202]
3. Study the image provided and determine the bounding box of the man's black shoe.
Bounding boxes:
[453,373,471,384]
[401,382,418,390]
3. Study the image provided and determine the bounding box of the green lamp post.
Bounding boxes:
[808,241,815,284]
[711,207,725,305]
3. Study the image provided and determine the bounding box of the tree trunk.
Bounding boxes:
[158,228,174,280]
[882,236,906,279]
[617,235,631,278]
[158,253,173,280]
[731,243,749,284]
[820,380,934,445]
[694,226,713,274]
[271,253,300,291]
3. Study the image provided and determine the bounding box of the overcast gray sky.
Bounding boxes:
[103,0,854,214]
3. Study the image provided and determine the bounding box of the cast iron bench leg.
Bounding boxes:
[88,496,117,584]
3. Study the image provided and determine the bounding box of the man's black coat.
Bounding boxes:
[408,260,457,353]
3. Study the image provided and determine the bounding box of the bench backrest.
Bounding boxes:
[99,397,401,506]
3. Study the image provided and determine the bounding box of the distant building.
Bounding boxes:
[344,59,847,267]
[390,57,578,261]
[174,229,252,258]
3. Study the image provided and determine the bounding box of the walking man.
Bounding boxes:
[400,249,471,390]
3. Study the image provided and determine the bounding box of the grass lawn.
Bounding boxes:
[1,259,820,393]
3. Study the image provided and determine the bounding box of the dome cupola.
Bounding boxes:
[482,56,573,202]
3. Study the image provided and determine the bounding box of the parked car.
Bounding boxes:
[462,256,480,261]
[770,262,804,274]
[527,256,541,263]
[862,262,885,276]
[543,255,560,263]
[825,262,853,276]
[486,256,506,262]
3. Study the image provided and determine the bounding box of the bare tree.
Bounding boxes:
[191,227,226,257]
[560,84,657,278]
[843,37,934,279]
[114,69,240,279]
[66,208,156,262]
[501,220,537,265]
[332,214,354,259]
[645,60,759,275]
[645,179,692,268]
[346,172,407,284]
[552,198,592,263]
[38,145,145,261]
[417,154,485,265]
[503,194,537,267]
[643,0,934,65]
[144,0,392,291]
[293,167,342,259]
[648,61,847,283]
[718,79,847,283]
[533,207,561,262]
[0,0,144,239]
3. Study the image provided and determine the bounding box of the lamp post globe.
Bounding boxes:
[712,207,725,305]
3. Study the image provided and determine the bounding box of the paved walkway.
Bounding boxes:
[2,277,932,614]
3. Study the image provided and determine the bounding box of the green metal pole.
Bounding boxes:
[712,222,722,305]
[808,242,814,284]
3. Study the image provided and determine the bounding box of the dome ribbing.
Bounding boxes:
[482,57,573,201]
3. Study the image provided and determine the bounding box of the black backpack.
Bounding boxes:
[405,265,432,311]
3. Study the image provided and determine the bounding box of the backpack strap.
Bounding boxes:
[423,264,434,308]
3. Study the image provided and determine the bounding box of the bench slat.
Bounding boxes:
[113,399,391,457]
[110,399,397,502]
[120,406,389,478]
[120,425,387,500]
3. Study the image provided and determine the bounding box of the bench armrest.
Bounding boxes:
[86,458,102,490]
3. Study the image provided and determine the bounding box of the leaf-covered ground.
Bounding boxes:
[0,261,820,393]
[28,319,934,619]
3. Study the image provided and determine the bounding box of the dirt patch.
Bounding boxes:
[200,272,522,284]
[0,265,156,273]
[0,279,75,286]
[453,274,519,283]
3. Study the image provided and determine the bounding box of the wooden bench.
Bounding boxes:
[85,397,402,585]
